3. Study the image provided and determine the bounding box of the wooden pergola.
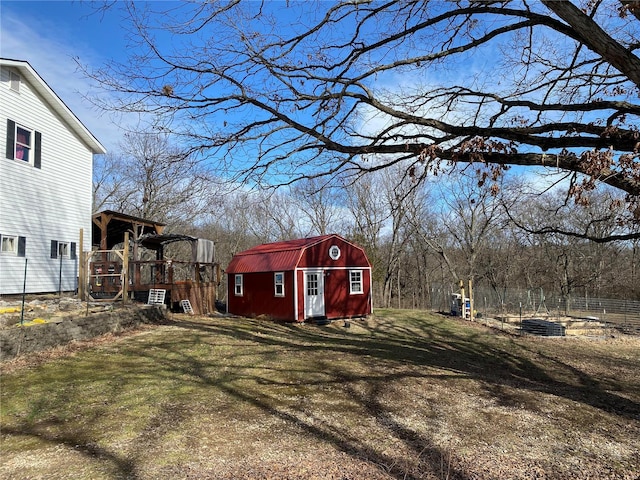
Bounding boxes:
[92,209,166,258]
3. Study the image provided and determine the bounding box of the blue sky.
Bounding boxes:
[0,1,570,194]
[1,0,133,151]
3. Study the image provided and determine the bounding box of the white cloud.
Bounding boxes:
[0,6,123,152]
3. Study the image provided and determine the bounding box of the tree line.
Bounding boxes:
[94,132,640,308]
[87,1,640,307]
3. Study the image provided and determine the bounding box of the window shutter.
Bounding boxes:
[50,240,58,259]
[17,237,26,257]
[6,119,15,160]
[70,242,77,260]
[34,131,42,169]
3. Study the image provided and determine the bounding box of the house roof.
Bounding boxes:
[227,234,339,273]
[0,58,106,154]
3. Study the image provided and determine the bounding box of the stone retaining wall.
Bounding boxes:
[0,305,168,362]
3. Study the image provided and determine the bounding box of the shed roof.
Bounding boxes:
[227,235,339,274]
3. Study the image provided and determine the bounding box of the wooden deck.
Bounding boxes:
[89,259,220,315]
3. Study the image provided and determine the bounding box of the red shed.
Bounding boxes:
[226,234,372,322]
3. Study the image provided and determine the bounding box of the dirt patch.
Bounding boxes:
[0,300,167,361]
[0,295,96,329]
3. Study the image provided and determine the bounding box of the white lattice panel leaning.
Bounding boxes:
[180,300,194,314]
[147,289,166,305]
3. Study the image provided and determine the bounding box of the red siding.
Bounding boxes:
[323,268,372,319]
[295,267,372,321]
[228,271,296,321]
[297,237,370,269]
[227,234,372,322]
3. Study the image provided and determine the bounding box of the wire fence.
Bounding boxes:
[430,286,640,335]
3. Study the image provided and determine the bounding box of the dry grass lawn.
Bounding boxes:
[1,309,639,479]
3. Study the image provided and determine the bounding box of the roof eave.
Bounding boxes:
[1,58,107,155]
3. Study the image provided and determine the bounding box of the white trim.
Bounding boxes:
[368,269,374,313]
[349,269,364,294]
[234,273,243,296]
[0,59,106,154]
[274,271,285,297]
[303,268,325,319]
[293,268,299,320]
[314,266,372,271]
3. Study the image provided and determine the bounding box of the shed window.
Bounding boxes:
[234,274,243,296]
[350,270,363,294]
[274,272,284,297]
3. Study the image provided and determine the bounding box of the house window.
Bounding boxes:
[15,125,32,163]
[50,240,76,259]
[6,119,41,168]
[274,272,284,297]
[1,235,17,255]
[9,71,20,92]
[58,242,70,258]
[234,274,243,296]
[350,270,363,294]
[1,234,26,257]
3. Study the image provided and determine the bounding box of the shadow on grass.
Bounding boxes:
[2,310,639,479]
[130,311,639,478]
[1,421,139,479]
[176,312,640,420]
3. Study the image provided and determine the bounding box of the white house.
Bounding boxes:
[0,58,106,295]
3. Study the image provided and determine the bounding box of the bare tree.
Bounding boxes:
[510,188,632,298]
[93,130,215,230]
[86,1,640,240]
[246,189,307,241]
[343,173,391,306]
[291,178,346,236]
[92,152,128,212]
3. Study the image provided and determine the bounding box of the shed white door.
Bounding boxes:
[304,270,325,318]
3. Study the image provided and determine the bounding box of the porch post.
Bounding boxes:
[123,232,129,303]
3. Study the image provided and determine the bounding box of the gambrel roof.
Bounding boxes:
[0,58,106,154]
[227,235,335,273]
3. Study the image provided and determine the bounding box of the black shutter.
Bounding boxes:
[17,237,26,257]
[6,119,15,160]
[51,240,58,259]
[34,131,42,169]
[70,242,77,260]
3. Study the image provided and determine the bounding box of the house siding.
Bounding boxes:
[0,65,94,294]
